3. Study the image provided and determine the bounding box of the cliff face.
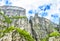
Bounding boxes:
[29,13,58,41]
[0,6,59,41]
[0,14,59,41]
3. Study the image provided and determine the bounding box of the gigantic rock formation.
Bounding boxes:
[0,6,59,41]
[29,13,58,41]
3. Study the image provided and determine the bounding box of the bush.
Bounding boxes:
[49,31,60,37]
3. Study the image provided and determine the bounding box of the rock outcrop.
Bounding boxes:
[49,37,60,41]
[29,13,58,41]
[0,6,59,41]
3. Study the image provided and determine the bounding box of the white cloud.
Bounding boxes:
[0,0,60,24]
[11,0,60,24]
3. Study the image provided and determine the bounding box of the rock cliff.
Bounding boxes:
[0,6,59,41]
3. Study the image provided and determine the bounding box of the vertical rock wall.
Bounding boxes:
[0,6,59,41]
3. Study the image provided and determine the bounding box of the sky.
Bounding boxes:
[0,0,60,24]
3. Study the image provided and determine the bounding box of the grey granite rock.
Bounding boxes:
[0,6,59,41]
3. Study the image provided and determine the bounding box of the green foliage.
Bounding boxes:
[0,26,35,41]
[40,28,60,41]
[0,12,27,24]
[41,38,47,41]
[3,26,15,33]
[0,26,15,37]
[40,35,49,41]
[10,16,27,19]
[40,31,60,41]
[3,16,12,24]
[0,12,34,41]
[16,27,34,41]
[49,31,60,37]
[0,12,12,24]
[0,12,4,15]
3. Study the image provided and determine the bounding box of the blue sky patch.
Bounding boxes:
[51,14,59,19]
[5,0,12,5]
[28,10,34,14]
[5,0,9,4]
[38,5,44,11]
[0,0,2,1]
[44,5,50,11]
[39,11,48,17]
[38,4,51,11]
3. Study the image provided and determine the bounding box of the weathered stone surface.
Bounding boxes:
[0,6,59,41]
[29,13,57,41]
[49,37,60,41]
[0,32,12,41]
